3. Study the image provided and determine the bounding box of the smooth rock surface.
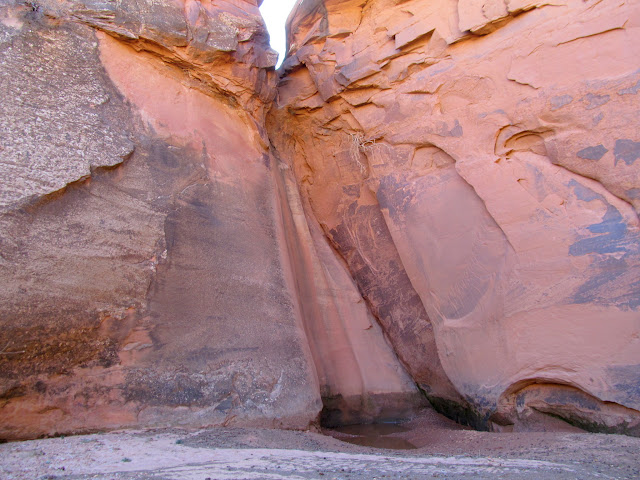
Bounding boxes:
[269,0,640,433]
[0,0,420,440]
[274,151,425,426]
[0,0,322,439]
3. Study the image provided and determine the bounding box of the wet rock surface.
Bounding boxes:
[327,423,418,449]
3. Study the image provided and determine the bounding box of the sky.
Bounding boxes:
[259,0,299,67]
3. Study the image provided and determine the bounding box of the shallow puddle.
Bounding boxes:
[328,423,417,450]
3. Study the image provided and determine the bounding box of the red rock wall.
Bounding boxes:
[269,0,640,433]
[2,0,639,440]
[0,0,322,439]
[0,0,421,440]
[273,149,425,426]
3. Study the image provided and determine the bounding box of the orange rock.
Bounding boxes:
[1,0,639,440]
[0,0,311,440]
[0,0,423,440]
[270,0,640,434]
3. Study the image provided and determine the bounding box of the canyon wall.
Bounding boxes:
[1,0,639,440]
[269,0,640,433]
[0,0,421,439]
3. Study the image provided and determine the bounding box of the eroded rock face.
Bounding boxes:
[274,150,425,427]
[2,0,639,440]
[268,0,640,433]
[0,0,321,439]
[0,0,422,440]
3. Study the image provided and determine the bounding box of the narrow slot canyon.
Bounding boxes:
[0,0,639,478]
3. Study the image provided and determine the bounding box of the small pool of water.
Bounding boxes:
[328,423,417,450]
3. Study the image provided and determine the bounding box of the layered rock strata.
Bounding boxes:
[269,0,640,434]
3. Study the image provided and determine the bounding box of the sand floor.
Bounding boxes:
[2,409,639,479]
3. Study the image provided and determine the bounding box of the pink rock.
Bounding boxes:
[0,0,308,440]
[270,0,640,434]
[1,0,639,440]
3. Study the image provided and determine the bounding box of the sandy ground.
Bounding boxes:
[2,409,639,479]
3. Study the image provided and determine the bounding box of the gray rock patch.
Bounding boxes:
[577,144,608,161]
[549,94,572,111]
[582,93,610,110]
[614,139,640,166]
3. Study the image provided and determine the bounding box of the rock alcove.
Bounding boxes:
[0,0,639,442]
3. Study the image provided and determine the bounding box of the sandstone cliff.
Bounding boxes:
[0,0,321,438]
[269,0,640,434]
[0,0,422,440]
[0,0,639,440]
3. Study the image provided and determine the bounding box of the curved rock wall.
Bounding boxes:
[268,0,640,433]
[0,0,421,440]
[273,149,425,427]
[1,0,639,439]
[0,0,319,439]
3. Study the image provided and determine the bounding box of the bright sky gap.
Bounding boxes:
[259,0,299,68]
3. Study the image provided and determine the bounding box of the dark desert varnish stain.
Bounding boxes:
[329,423,417,450]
